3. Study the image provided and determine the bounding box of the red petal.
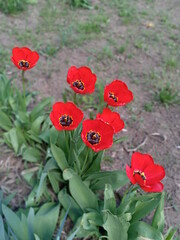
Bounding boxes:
[12,47,25,62]
[131,152,154,171]
[145,164,165,185]
[140,182,164,192]
[104,80,133,106]
[21,47,32,57]
[96,108,124,133]
[67,66,96,94]
[81,119,114,152]
[11,57,21,69]
[27,51,39,67]
[126,165,136,184]
[50,102,83,131]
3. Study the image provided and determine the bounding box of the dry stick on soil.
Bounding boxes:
[123,132,167,152]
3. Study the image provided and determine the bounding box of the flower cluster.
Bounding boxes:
[11,47,165,193]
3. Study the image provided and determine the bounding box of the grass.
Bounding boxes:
[0,47,10,72]
[96,46,113,61]
[155,84,180,106]
[110,0,138,24]
[0,0,27,14]
[76,14,109,34]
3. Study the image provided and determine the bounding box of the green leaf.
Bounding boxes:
[22,147,42,162]
[0,215,6,240]
[164,226,178,240]
[128,221,164,240]
[4,128,26,154]
[86,170,129,191]
[33,203,60,240]
[36,172,47,200]
[103,211,128,240]
[63,169,99,211]
[31,116,45,134]
[56,205,70,240]
[81,212,103,229]
[58,188,83,222]
[0,110,12,131]
[131,193,161,222]
[85,150,104,175]
[152,192,165,233]
[2,204,28,240]
[51,144,69,171]
[30,98,52,121]
[104,184,116,214]
[48,171,60,193]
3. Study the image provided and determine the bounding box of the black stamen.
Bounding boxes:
[19,60,29,68]
[109,92,118,102]
[87,131,101,145]
[73,80,84,90]
[59,115,73,127]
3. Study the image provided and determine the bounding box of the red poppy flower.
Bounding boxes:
[81,119,114,152]
[50,102,84,131]
[96,108,124,134]
[11,47,39,71]
[126,152,165,192]
[67,66,97,94]
[104,80,133,107]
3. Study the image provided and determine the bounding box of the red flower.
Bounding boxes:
[96,108,124,134]
[11,47,39,71]
[67,66,97,94]
[81,119,114,152]
[50,102,84,131]
[126,152,165,192]
[104,80,133,107]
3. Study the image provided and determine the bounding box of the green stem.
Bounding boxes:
[80,147,90,176]
[22,70,26,110]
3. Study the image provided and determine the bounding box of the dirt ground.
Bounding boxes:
[0,0,180,236]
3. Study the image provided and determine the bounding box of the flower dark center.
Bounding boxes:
[109,92,118,102]
[18,60,30,68]
[72,80,85,90]
[59,114,73,127]
[133,170,146,181]
[86,131,101,145]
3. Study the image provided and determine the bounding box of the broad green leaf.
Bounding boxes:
[0,110,12,131]
[0,215,6,240]
[58,188,83,222]
[36,172,47,200]
[22,147,42,162]
[48,171,60,193]
[81,212,103,229]
[128,221,164,240]
[152,192,165,232]
[103,211,128,240]
[84,150,104,175]
[30,98,52,121]
[63,169,99,211]
[86,170,129,191]
[33,203,60,240]
[4,128,26,154]
[2,204,28,240]
[131,193,161,222]
[31,116,45,134]
[104,184,116,214]
[51,144,69,171]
